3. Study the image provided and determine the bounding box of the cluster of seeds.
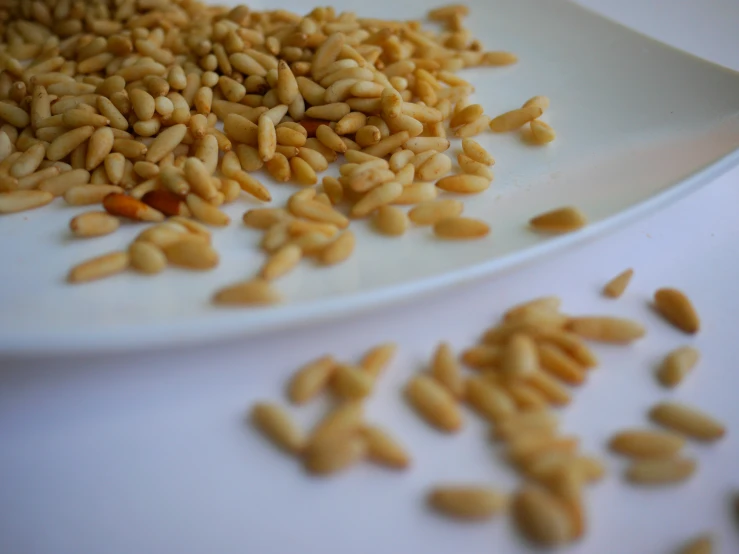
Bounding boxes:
[0,0,572,306]
[251,277,724,551]
[251,343,412,474]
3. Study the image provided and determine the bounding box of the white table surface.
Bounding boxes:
[2,1,739,553]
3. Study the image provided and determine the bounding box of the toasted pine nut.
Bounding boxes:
[461,138,495,165]
[103,192,164,222]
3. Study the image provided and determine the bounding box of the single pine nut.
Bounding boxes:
[69,211,120,238]
[68,251,129,283]
[362,426,411,469]
[373,205,408,236]
[434,217,490,239]
[649,402,726,442]
[609,429,686,458]
[428,486,507,520]
[529,206,587,233]
[626,457,696,485]
[603,268,634,298]
[251,402,305,455]
[658,346,699,387]
[405,374,462,433]
[654,288,700,334]
[129,241,167,275]
[430,342,465,398]
[213,279,282,306]
[490,106,542,132]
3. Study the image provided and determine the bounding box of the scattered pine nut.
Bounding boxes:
[461,138,495,166]
[363,426,411,469]
[129,241,167,275]
[522,96,550,111]
[490,107,542,132]
[428,486,507,520]
[436,173,490,194]
[331,364,374,400]
[287,355,338,405]
[658,346,700,388]
[408,199,463,226]
[260,244,302,280]
[304,433,367,476]
[625,457,696,485]
[0,190,53,214]
[654,288,701,334]
[310,400,364,442]
[603,268,634,298]
[649,402,726,442]
[609,429,686,459]
[405,374,463,433]
[465,377,516,422]
[530,120,556,144]
[373,205,409,236]
[69,211,120,238]
[251,402,305,455]
[567,316,645,344]
[213,279,282,306]
[512,485,572,547]
[529,206,587,233]
[501,334,539,378]
[430,342,465,398]
[68,251,129,283]
[434,217,490,240]
[360,343,397,378]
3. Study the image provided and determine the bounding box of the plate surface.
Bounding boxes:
[2,0,739,355]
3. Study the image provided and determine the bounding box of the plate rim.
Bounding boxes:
[4,136,739,358]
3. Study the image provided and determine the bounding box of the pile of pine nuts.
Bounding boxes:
[0,1,566,306]
[252,279,725,551]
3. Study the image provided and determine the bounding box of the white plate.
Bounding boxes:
[2,0,739,356]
